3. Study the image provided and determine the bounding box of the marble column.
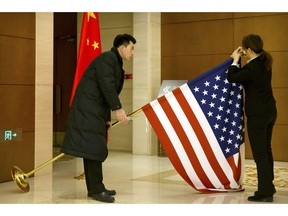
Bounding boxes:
[35,13,54,176]
[132,13,161,155]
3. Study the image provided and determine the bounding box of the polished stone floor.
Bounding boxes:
[1,150,287,215]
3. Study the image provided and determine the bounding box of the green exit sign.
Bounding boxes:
[0,128,22,142]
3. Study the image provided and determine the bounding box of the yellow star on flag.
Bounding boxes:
[92,41,99,50]
[87,12,96,22]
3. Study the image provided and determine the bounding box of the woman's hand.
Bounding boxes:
[231,46,243,64]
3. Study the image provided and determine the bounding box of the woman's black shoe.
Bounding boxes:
[92,191,115,203]
[247,195,273,202]
[88,189,116,197]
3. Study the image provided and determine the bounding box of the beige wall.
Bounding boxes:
[35,13,54,176]
[132,13,161,155]
[98,12,134,152]
[78,12,161,155]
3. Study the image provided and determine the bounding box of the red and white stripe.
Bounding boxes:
[142,84,243,192]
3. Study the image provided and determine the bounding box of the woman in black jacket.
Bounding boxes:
[61,34,136,203]
[227,34,277,202]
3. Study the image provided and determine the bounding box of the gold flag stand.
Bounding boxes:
[11,108,142,192]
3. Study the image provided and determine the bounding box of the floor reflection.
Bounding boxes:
[1,150,287,205]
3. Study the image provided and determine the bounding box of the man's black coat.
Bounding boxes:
[61,47,124,161]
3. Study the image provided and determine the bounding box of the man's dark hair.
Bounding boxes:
[113,34,137,48]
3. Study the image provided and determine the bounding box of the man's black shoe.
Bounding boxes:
[92,192,115,203]
[105,189,116,196]
[88,189,116,197]
[248,195,273,202]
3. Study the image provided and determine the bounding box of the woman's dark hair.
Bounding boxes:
[242,34,273,71]
[113,34,137,48]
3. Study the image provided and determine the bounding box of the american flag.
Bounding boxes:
[142,58,245,192]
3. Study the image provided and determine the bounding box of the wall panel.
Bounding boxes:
[271,52,288,88]
[245,125,288,162]
[0,12,35,182]
[162,54,228,81]
[0,13,35,38]
[0,86,34,130]
[273,89,288,125]
[162,12,233,24]
[0,36,35,84]
[233,13,288,51]
[162,19,233,56]
[161,12,288,161]
[234,12,285,19]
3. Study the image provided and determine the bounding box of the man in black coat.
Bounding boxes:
[61,34,137,203]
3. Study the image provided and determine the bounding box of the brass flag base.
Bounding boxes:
[11,166,30,192]
[11,109,142,192]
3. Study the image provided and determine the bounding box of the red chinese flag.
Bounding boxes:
[69,12,102,105]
